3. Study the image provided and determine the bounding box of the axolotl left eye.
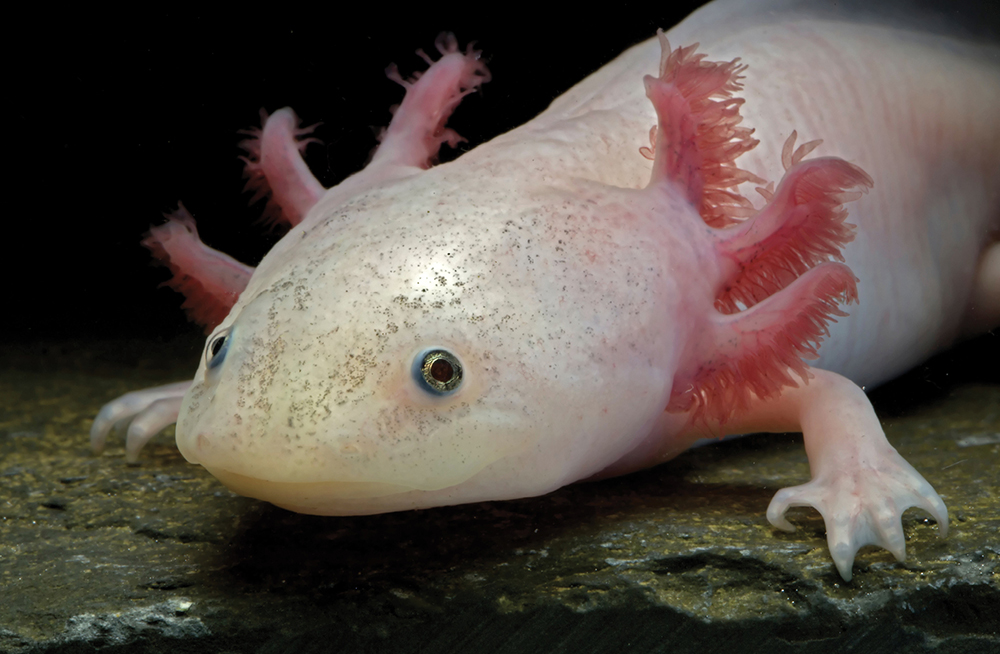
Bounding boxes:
[412,348,463,395]
[205,328,231,370]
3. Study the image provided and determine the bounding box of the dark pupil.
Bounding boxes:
[429,358,454,382]
[211,336,225,357]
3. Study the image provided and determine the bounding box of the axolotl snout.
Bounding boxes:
[92,0,1000,581]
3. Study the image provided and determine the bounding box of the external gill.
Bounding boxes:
[641,32,873,425]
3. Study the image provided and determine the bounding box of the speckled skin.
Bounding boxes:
[92,0,998,580]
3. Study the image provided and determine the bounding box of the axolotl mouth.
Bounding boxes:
[199,460,526,516]
[205,467,424,515]
[178,427,513,516]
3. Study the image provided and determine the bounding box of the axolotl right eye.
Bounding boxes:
[205,328,231,370]
[412,348,464,396]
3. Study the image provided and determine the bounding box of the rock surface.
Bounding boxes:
[1,334,997,654]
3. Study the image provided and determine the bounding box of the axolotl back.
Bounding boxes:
[92,0,1000,581]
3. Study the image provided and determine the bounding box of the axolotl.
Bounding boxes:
[92,0,999,581]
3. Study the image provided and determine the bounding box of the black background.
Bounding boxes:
[10,4,714,343]
[6,2,997,393]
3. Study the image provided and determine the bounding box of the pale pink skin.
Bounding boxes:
[92,2,999,581]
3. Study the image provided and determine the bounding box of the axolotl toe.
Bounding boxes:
[91,1,1000,581]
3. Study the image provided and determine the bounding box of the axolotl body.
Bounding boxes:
[92,0,1000,581]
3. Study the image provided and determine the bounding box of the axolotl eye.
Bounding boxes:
[413,348,463,395]
[205,329,231,370]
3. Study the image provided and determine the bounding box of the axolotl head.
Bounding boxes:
[169,29,873,517]
[174,170,689,516]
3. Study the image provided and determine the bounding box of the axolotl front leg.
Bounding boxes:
[612,362,949,581]
[750,371,947,581]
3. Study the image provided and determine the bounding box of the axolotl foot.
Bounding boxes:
[90,381,191,463]
[708,367,949,581]
[767,446,949,581]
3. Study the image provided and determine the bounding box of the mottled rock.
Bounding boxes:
[0,334,997,654]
